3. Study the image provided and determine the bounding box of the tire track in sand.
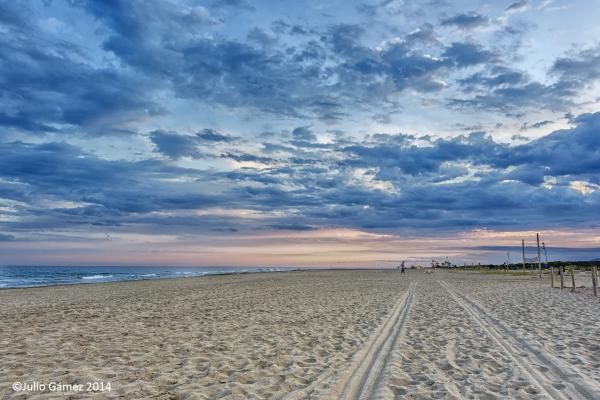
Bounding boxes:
[439,280,599,400]
[320,281,416,400]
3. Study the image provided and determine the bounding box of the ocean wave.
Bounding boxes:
[175,271,205,276]
[81,274,113,280]
[0,267,296,288]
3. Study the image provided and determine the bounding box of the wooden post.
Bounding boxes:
[560,266,564,290]
[522,239,526,275]
[543,242,553,288]
[536,233,542,278]
[570,266,576,292]
[592,266,598,297]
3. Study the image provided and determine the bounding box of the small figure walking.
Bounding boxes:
[400,261,405,274]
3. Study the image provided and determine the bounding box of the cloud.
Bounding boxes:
[405,24,440,45]
[268,224,317,231]
[247,27,278,47]
[0,0,595,134]
[443,42,495,67]
[2,0,600,261]
[149,130,201,159]
[551,45,600,87]
[451,44,600,116]
[538,0,556,10]
[196,129,236,142]
[210,0,255,11]
[0,141,219,218]
[2,113,600,240]
[380,42,447,92]
[459,69,527,89]
[292,126,317,141]
[0,233,15,241]
[149,129,237,159]
[220,152,276,164]
[68,2,540,121]
[520,120,553,130]
[451,73,576,114]
[505,1,529,13]
[0,3,160,135]
[76,1,330,118]
[470,245,600,261]
[441,12,489,29]
[10,0,578,126]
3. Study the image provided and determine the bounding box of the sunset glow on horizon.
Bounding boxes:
[2,226,599,267]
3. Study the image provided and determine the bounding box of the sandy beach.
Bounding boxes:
[1,270,599,399]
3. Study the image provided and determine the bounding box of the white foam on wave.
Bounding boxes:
[81,274,113,280]
[175,271,206,276]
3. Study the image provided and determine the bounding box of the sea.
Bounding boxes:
[0,265,295,289]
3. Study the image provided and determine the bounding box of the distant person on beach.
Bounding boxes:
[400,261,405,274]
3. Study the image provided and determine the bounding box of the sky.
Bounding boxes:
[1,0,600,267]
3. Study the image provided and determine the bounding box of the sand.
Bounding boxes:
[1,270,599,399]
[451,272,600,386]
[0,271,408,399]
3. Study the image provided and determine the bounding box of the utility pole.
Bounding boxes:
[522,239,526,275]
[537,233,542,278]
